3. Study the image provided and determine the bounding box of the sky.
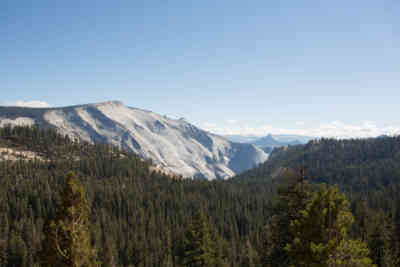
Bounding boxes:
[1,1,399,138]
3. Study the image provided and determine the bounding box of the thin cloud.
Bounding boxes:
[200,120,400,139]
[2,100,51,108]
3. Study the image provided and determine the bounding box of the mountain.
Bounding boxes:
[270,134,314,144]
[252,134,285,148]
[223,135,260,143]
[236,136,400,194]
[225,134,312,149]
[0,101,268,179]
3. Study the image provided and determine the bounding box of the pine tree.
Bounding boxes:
[368,223,385,266]
[102,240,118,267]
[241,239,257,267]
[178,210,215,267]
[328,239,376,267]
[383,213,400,267]
[260,169,310,267]
[212,234,229,267]
[285,185,375,267]
[39,171,99,267]
[8,231,28,267]
[0,239,7,267]
[0,213,8,266]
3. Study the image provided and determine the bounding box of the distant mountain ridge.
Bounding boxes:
[0,101,268,179]
[224,135,260,144]
[225,134,313,148]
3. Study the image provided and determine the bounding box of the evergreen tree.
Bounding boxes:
[212,234,229,267]
[178,210,215,267]
[368,223,386,266]
[241,239,257,267]
[0,239,7,267]
[8,231,27,267]
[260,169,311,267]
[327,239,376,267]
[285,185,374,267]
[102,238,118,267]
[0,213,8,266]
[383,214,400,266]
[39,171,99,267]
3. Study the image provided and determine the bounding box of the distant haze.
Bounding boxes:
[201,120,400,139]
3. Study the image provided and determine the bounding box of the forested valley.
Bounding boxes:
[1,126,400,266]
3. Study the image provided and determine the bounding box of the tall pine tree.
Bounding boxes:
[39,171,99,267]
[178,210,215,267]
[285,185,375,267]
[260,169,311,267]
[0,213,8,267]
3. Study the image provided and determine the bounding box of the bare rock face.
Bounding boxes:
[0,101,268,179]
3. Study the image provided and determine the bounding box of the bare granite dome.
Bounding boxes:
[0,101,268,179]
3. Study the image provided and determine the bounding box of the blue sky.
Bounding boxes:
[1,1,399,137]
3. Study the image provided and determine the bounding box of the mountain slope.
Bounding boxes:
[252,134,284,148]
[235,136,400,194]
[0,101,268,179]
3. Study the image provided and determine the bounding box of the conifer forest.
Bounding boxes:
[1,126,400,266]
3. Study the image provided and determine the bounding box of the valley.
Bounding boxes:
[2,1,397,266]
